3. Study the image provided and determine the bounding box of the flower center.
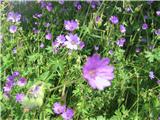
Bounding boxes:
[71,40,76,45]
[89,70,96,78]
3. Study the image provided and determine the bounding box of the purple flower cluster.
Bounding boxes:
[109,16,127,34]
[109,15,127,34]
[33,13,43,19]
[40,1,53,12]
[52,33,84,53]
[7,11,21,33]
[7,11,21,23]
[52,19,84,53]
[3,71,27,99]
[53,102,74,120]
[83,54,114,90]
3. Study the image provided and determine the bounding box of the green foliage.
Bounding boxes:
[0,1,160,120]
[145,47,160,62]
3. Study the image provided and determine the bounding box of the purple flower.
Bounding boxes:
[109,16,119,24]
[30,85,41,97]
[149,71,155,80]
[156,11,160,16]
[91,2,96,9]
[95,16,102,25]
[12,71,20,77]
[61,108,74,120]
[149,45,155,50]
[40,43,45,48]
[3,81,14,92]
[34,22,39,25]
[16,93,25,103]
[6,75,14,82]
[77,4,82,10]
[33,28,40,34]
[125,7,132,12]
[52,41,60,48]
[7,11,21,23]
[56,34,66,44]
[44,22,50,27]
[0,34,3,43]
[94,46,99,51]
[45,33,52,40]
[116,38,126,47]
[3,92,10,99]
[144,15,148,19]
[74,2,82,10]
[157,80,160,84]
[13,47,17,54]
[83,54,114,90]
[46,2,53,12]
[136,48,141,53]
[79,41,85,49]
[95,16,100,23]
[64,34,80,50]
[109,50,113,55]
[155,29,160,35]
[120,24,126,33]
[58,0,64,4]
[9,25,17,33]
[64,20,79,32]
[33,13,43,19]
[40,1,47,8]
[52,102,66,114]
[142,23,148,30]
[52,41,60,53]
[147,0,154,5]
[90,1,100,9]
[17,77,27,87]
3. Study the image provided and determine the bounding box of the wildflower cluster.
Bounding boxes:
[1,1,160,120]
[52,20,84,53]
[3,71,27,101]
[53,102,74,120]
[7,11,21,33]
